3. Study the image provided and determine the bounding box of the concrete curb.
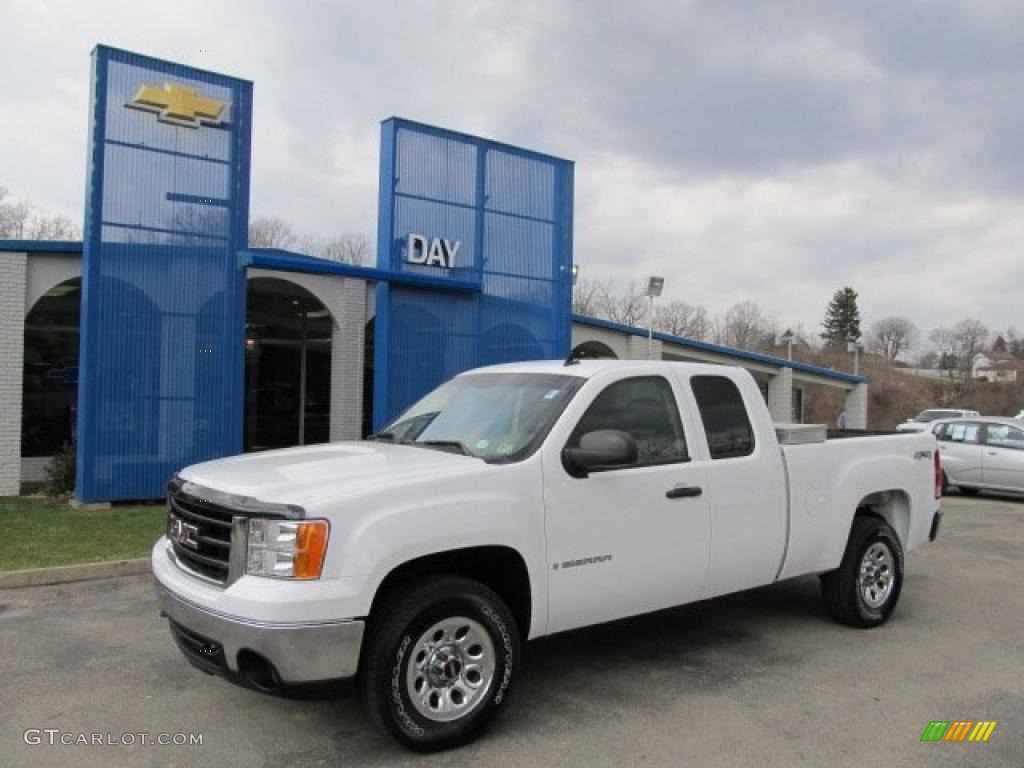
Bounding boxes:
[0,558,151,589]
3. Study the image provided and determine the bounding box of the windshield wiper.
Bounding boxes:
[369,433,471,456]
[415,440,473,456]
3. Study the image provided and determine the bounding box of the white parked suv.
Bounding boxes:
[932,416,1024,495]
[897,408,980,432]
[154,360,943,751]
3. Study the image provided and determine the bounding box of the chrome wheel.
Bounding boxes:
[405,617,495,723]
[859,542,894,609]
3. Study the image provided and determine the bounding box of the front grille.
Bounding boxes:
[167,490,238,583]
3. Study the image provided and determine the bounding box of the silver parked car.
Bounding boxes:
[897,408,980,432]
[931,417,1024,495]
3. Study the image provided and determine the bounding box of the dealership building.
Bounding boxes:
[0,46,867,502]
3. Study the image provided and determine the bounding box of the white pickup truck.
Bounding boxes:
[154,360,943,751]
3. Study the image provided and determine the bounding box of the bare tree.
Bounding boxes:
[656,300,711,340]
[721,300,770,351]
[572,276,607,317]
[1007,327,1024,360]
[312,233,371,265]
[0,187,37,239]
[928,326,959,378]
[599,282,647,326]
[688,307,713,340]
[953,318,989,377]
[248,216,297,249]
[172,206,226,244]
[26,213,80,240]
[866,316,919,364]
[1,187,82,240]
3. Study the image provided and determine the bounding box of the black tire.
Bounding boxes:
[360,575,520,752]
[821,516,904,628]
[941,471,950,496]
[958,486,981,496]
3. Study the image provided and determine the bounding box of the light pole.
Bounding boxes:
[644,276,664,360]
[847,339,864,376]
[776,332,795,361]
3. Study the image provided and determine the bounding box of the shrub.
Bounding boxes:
[44,441,76,496]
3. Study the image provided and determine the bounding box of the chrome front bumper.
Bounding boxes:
[155,580,364,685]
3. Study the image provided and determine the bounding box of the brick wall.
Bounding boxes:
[0,254,27,495]
[626,335,663,361]
[767,367,794,423]
[845,382,868,429]
[330,279,366,441]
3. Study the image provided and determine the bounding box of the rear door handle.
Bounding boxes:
[666,485,703,499]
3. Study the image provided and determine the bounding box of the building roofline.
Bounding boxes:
[572,314,868,384]
[241,248,481,293]
[0,240,83,253]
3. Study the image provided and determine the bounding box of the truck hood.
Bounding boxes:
[179,441,485,508]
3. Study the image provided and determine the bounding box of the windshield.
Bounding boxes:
[915,409,961,422]
[373,372,584,462]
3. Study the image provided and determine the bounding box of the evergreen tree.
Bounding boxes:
[821,287,861,347]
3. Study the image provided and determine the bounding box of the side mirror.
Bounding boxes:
[562,429,639,478]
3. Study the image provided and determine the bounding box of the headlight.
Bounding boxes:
[246,519,329,580]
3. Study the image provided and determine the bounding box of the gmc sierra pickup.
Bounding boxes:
[154,360,943,751]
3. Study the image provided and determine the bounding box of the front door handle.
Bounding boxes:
[666,485,703,499]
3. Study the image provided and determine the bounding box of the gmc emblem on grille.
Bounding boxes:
[168,515,199,550]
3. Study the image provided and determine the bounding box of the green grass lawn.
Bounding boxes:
[0,497,165,571]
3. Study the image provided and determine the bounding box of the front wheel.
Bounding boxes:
[822,516,904,628]
[360,576,520,752]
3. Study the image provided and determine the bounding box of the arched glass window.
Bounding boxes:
[22,278,81,457]
[571,340,618,359]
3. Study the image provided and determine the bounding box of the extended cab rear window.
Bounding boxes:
[690,375,755,459]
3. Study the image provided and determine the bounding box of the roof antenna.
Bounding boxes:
[563,350,580,366]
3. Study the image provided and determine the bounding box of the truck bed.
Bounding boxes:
[777,428,938,581]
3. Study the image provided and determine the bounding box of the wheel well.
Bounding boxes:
[854,490,911,546]
[368,546,532,640]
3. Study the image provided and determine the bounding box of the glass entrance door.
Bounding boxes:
[244,278,332,451]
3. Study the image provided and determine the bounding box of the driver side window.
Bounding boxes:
[567,376,689,467]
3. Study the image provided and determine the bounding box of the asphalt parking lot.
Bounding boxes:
[1,493,1021,768]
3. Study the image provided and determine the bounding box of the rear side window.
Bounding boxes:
[568,376,689,467]
[943,422,982,444]
[691,375,755,459]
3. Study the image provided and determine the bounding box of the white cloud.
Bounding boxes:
[1,0,1022,339]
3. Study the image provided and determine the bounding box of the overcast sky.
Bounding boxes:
[2,0,1022,340]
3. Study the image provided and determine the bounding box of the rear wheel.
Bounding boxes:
[822,516,904,628]
[360,575,520,752]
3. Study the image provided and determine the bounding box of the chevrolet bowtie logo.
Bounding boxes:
[126,82,227,129]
